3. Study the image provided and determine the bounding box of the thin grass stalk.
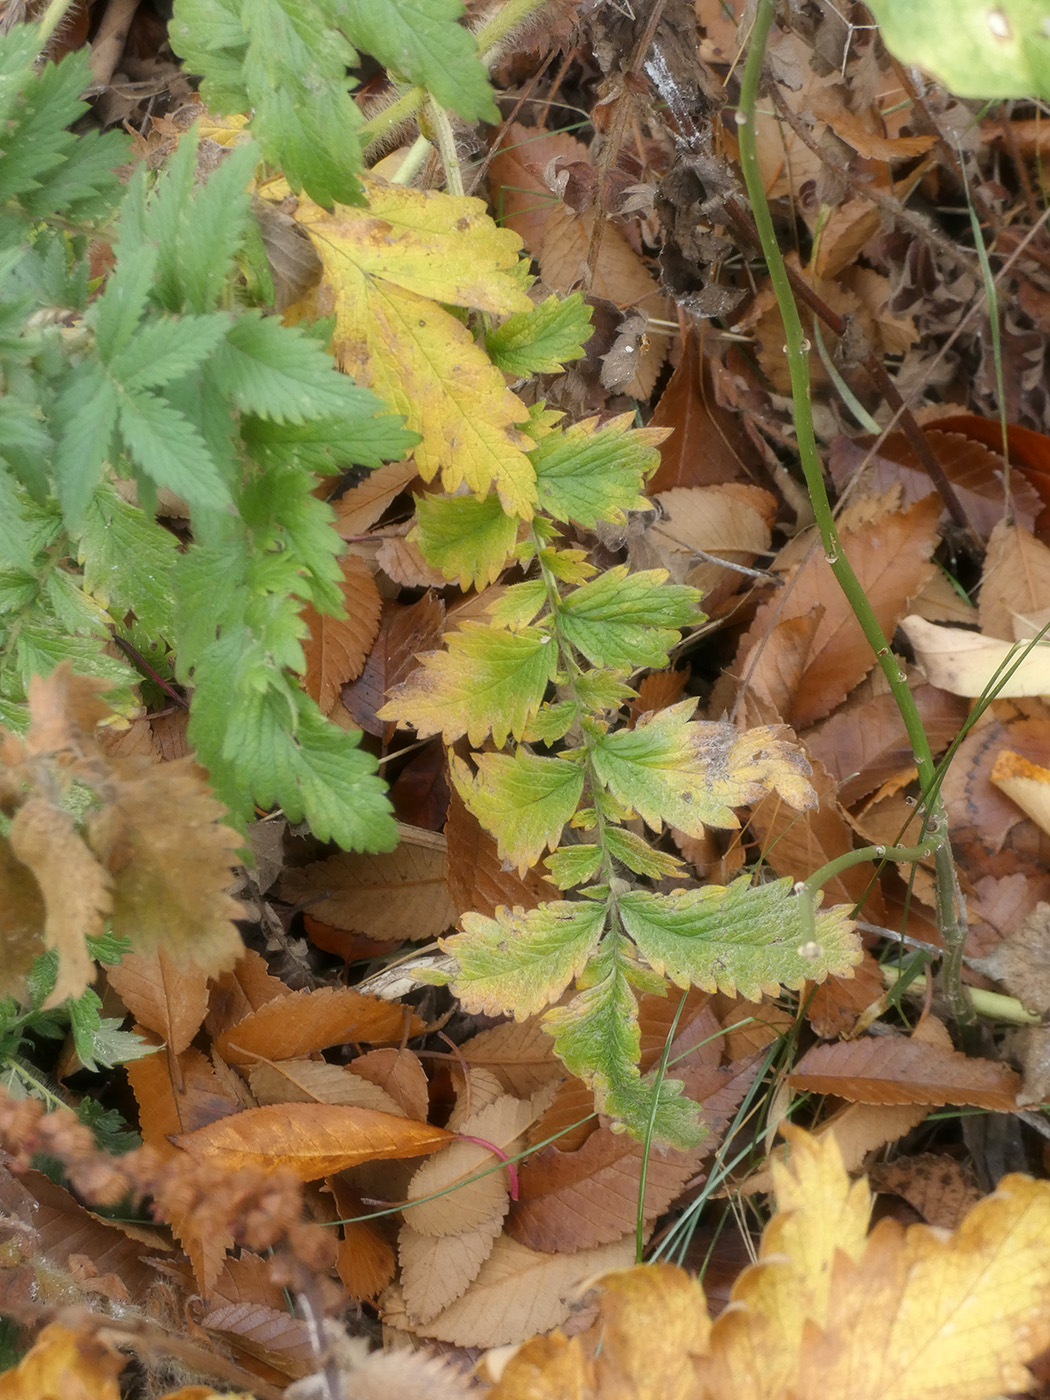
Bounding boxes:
[736,0,972,1025]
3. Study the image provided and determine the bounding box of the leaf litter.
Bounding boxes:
[10,0,1050,1396]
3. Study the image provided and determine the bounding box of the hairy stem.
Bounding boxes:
[737,0,972,1025]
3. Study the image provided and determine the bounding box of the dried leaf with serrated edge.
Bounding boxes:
[788,1034,1020,1110]
[249,1060,405,1117]
[106,948,208,1054]
[328,1176,396,1303]
[214,985,420,1065]
[399,1211,505,1326]
[406,1095,536,1237]
[176,1103,451,1178]
[199,1298,314,1379]
[85,757,244,977]
[350,1047,430,1121]
[384,1233,637,1347]
[276,840,458,941]
[302,552,382,716]
[343,592,446,736]
[126,1039,242,1159]
[445,782,561,921]
[286,177,536,517]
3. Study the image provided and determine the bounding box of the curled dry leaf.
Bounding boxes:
[301,552,383,717]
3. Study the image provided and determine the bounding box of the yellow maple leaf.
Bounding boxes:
[277,174,538,518]
[487,1127,1050,1400]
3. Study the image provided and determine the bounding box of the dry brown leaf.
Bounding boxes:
[334,458,420,536]
[384,1233,637,1347]
[459,1019,563,1099]
[869,1153,982,1230]
[991,750,1050,837]
[788,1033,1020,1110]
[327,1175,396,1302]
[126,1040,243,1159]
[399,1210,506,1326]
[7,800,107,1006]
[634,484,775,608]
[301,552,383,716]
[106,948,208,1054]
[198,1298,314,1379]
[803,681,969,807]
[377,534,449,589]
[175,1102,452,1178]
[342,592,446,735]
[406,1095,537,1237]
[349,1048,430,1121]
[980,519,1050,643]
[739,495,941,728]
[648,332,754,492]
[205,948,289,1040]
[248,1059,406,1117]
[277,840,458,940]
[445,784,561,920]
[214,985,420,1065]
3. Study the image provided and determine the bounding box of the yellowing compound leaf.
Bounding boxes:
[176,1102,451,1178]
[286,176,537,517]
[450,750,585,873]
[379,621,559,747]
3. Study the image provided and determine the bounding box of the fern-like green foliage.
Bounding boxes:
[0,23,416,851]
[380,404,862,1146]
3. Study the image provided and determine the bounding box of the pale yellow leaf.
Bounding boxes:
[991,749,1050,838]
[902,615,1050,696]
[980,519,1050,643]
[249,1059,405,1117]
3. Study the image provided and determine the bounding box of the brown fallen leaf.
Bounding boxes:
[106,948,208,1055]
[301,552,382,717]
[214,985,420,1065]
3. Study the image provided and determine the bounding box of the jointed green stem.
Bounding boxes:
[737,0,972,1025]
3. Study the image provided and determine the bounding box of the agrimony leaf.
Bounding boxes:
[486,292,592,376]
[213,309,370,423]
[378,622,559,748]
[448,900,607,1019]
[558,567,701,671]
[52,363,119,527]
[414,490,519,590]
[90,242,156,361]
[78,483,177,639]
[117,388,232,510]
[108,312,229,391]
[450,749,585,872]
[544,843,604,890]
[531,414,665,527]
[618,878,860,1000]
[341,0,497,120]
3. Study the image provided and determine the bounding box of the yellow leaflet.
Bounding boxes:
[282,175,538,518]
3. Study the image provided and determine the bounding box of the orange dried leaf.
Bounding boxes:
[126,1040,242,1158]
[214,985,421,1065]
[106,948,208,1054]
[175,1102,451,1178]
[0,1322,125,1400]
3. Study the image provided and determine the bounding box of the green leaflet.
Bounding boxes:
[486,292,592,376]
[451,749,585,872]
[78,484,177,640]
[866,0,1050,100]
[446,900,608,1019]
[618,878,861,1000]
[377,621,559,747]
[414,489,519,589]
[340,0,498,123]
[543,938,705,1147]
[558,567,702,671]
[545,843,604,890]
[530,413,665,527]
[170,0,366,207]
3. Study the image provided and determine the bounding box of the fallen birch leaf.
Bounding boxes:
[788,1033,1020,1110]
[214,985,419,1065]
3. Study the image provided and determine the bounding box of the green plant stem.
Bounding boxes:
[737,0,972,1026]
[37,0,78,45]
[360,0,552,156]
[802,838,941,899]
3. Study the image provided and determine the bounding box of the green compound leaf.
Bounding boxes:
[377,621,559,747]
[530,413,667,528]
[618,877,861,1000]
[341,0,498,123]
[484,579,548,630]
[78,483,177,639]
[445,899,607,1020]
[52,363,119,528]
[545,843,604,890]
[604,826,684,879]
[450,749,585,872]
[108,313,229,392]
[414,490,519,589]
[486,292,592,376]
[866,0,1050,100]
[558,566,702,671]
[587,703,817,837]
[543,941,705,1148]
[117,388,232,511]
